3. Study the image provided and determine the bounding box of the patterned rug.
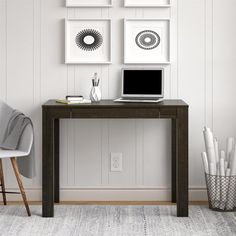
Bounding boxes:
[0,205,235,236]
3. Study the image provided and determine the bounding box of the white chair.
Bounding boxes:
[0,124,33,216]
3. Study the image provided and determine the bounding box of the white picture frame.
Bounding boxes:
[124,0,171,8]
[124,19,170,64]
[66,0,113,8]
[65,19,112,64]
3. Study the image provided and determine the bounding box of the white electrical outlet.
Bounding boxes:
[111,153,123,172]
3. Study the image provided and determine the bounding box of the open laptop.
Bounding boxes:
[114,68,164,103]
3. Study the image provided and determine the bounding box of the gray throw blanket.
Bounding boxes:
[0,101,36,178]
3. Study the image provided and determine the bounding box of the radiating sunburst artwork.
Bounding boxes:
[75,29,103,51]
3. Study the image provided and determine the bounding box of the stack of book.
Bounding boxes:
[56,96,91,104]
[66,96,84,103]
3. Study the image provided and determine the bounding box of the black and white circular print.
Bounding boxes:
[75,29,103,51]
[135,30,160,50]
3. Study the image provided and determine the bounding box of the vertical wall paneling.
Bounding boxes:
[0,0,235,200]
[101,7,110,100]
[6,0,34,110]
[65,7,76,187]
[41,0,67,100]
[213,0,236,147]
[143,120,171,187]
[135,120,144,185]
[205,0,213,130]
[108,120,136,186]
[74,120,103,186]
[178,0,206,187]
[170,0,178,98]
[66,119,76,185]
[0,0,8,195]
[101,120,109,185]
[101,2,110,185]
[0,0,7,101]
[32,0,43,188]
[6,0,34,188]
[60,120,68,186]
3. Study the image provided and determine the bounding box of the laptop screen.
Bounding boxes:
[122,69,163,98]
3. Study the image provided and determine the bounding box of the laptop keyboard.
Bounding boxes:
[114,98,164,103]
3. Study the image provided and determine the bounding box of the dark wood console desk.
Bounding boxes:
[42,100,189,217]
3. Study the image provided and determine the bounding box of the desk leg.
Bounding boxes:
[54,119,60,203]
[176,107,189,217]
[171,119,177,203]
[42,110,54,217]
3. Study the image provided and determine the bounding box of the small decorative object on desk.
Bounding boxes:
[90,73,101,102]
[202,127,236,212]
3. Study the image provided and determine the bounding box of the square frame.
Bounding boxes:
[66,0,113,8]
[124,19,170,65]
[65,19,112,64]
[124,0,171,8]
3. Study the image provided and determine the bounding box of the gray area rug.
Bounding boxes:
[0,205,235,236]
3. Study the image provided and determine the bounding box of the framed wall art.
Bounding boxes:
[124,19,170,64]
[65,19,112,64]
[66,0,113,8]
[124,0,171,8]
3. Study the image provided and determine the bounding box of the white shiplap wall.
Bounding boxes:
[0,0,236,201]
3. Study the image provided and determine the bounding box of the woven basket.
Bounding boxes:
[205,173,236,212]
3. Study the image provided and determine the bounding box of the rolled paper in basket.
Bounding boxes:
[214,138,220,164]
[220,158,225,176]
[203,128,216,168]
[226,168,231,175]
[225,168,233,210]
[219,159,225,210]
[220,168,230,210]
[208,162,218,208]
[201,152,209,174]
[226,137,234,163]
[220,150,226,160]
[215,164,221,207]
[230,146,236,175]
[209,162,216,175]
[230,146,236,209]
[226,147,236,210]
[221,150,228,172]
[225,161,228,172]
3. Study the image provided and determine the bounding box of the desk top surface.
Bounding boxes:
[43,99,188,108]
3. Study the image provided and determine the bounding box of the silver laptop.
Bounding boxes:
[114,68,164,103]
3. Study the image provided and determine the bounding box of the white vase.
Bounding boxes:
[90,86,101,102]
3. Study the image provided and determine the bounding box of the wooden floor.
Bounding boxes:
[0,201,208,206]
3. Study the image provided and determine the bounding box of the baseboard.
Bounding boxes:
[3,188,208,201]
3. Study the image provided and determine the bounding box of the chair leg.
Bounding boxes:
[0,159,7,205]
[10,157,31,216]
